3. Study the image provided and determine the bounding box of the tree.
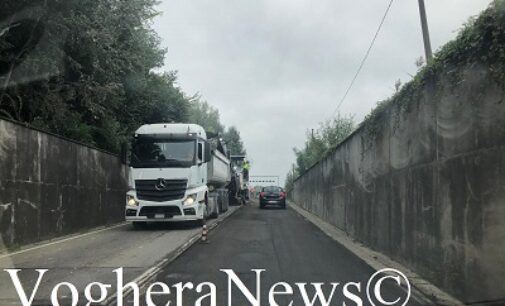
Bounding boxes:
[284,167,298,193]
[0,0,189,152]
[319,114,355,150]
[0,0,249,155]
[188,101,249,155]
[292,113,355,175]
[188,98,224,134]
[223,126,245,155]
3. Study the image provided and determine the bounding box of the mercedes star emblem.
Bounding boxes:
[155,178,167,190]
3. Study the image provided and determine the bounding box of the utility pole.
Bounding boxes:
[418,0,433,61]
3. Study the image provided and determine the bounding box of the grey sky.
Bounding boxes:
[153,0,493,185]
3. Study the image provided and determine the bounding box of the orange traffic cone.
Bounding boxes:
[201,224,208,243]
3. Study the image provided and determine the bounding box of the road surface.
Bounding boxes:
[0,207,239,306]
[138,202,427,306]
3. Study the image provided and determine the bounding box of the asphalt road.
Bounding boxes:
[140,202,426,306]
[0,207,239,306]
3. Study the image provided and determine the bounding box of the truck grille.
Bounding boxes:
[139,206,182,218]
[135,179,187,202]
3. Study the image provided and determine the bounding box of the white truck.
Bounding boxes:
[125,123,231,228]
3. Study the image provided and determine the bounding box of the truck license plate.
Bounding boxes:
[154,213,165,219]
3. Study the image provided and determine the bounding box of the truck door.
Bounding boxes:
[197,141,206,185]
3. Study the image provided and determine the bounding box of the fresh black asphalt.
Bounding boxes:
[138,202,426,305]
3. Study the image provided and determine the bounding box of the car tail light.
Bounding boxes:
[260,192,266,198]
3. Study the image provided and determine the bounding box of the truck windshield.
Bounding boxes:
[131,139,195,168]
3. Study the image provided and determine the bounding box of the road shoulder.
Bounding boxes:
[0,222,128,259]
[104,205,242,305]
[288,201,463,306]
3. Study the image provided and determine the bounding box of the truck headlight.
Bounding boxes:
[183,194,197,206]
[127,195,138,207]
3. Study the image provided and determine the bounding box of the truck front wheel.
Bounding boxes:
[209,194,219,219]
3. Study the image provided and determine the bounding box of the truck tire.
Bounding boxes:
[195,217,206,227]
[209,195,219,219]
[196,198,209,227]
[218,190,229,213]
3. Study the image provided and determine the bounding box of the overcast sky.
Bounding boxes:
[152,0,493,185]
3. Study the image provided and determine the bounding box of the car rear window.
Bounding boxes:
[263,186,282,192]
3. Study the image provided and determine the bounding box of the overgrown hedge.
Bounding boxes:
[363,0,505,137]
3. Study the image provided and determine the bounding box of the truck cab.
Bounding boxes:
[125,124,211,226]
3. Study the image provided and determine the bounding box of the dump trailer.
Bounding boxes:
[206,135,231,216]
[125,123,231,228]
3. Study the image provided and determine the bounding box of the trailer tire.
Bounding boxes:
[218,191,228,213]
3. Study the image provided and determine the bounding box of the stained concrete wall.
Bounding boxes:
[293,65,505,303]
[0,119,127,248]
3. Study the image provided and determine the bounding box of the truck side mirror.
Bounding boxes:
[205,142,212,162]
[120,142,128,164]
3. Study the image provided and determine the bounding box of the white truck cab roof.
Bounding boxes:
[135,123,207,139]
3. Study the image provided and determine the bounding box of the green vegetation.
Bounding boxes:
[364,0,505,138]
[286,114,355,191]
[288,0,505,190]
[188,99,225,134]
[188,100,247,155]
[284,170,297,195]
[0,0,246,154]
[223,126,246,155]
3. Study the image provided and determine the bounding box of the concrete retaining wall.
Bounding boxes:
[0,119,127,248]
[293,65,505,303]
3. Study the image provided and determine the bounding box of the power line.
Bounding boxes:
[331,0,395,118]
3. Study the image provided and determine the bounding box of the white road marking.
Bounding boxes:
[0,223,128,260]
